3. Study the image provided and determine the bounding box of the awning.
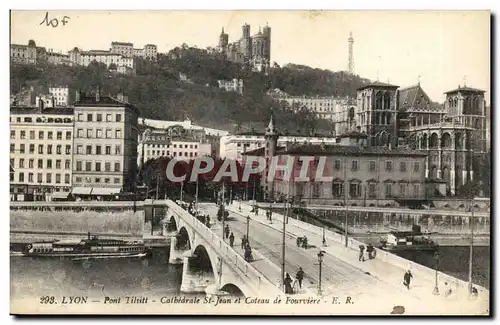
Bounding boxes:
[91,187,121,195]
[51,191,70,199]
[71,187,92,195]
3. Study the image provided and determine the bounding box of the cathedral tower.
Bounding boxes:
[218,27,229,50]
[348,31,354,74]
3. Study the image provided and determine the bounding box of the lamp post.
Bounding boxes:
[468,200,474,294]
[246,215,250,242]
[317,250,325,296]
[322,225,326,247]
[433,251,440,295]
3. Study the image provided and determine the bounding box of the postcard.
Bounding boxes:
[9,10,490,315]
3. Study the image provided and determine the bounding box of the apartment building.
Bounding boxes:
[10,103,74,200]
[49,86,70,107]
[72,90,140,195]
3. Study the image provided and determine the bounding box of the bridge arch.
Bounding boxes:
[220,283,245,297]
[167,215,178,232]
[177,227,192,250]
[191,244,218,277]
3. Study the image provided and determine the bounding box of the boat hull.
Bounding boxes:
[24,251,149,258]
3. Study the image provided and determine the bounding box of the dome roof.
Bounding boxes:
[28,39,36,47]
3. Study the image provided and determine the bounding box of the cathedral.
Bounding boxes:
[217,23,271,73]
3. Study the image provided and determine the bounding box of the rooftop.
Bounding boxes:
[10,106,74,115]
[280,144,427,157]
[241,146,286,156]
[398,84,443,112]
[74,94,140,115]
[357,81,399,91]
[444,86,486,94]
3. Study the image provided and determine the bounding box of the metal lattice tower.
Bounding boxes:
[348,31,354,74]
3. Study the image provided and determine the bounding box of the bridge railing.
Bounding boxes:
[239,202,489,297]
[165,200,280,296]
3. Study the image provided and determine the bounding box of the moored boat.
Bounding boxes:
[23,232,150,259]
[380,225,438,251]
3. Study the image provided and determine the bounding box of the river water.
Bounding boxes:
[10,244,490,302]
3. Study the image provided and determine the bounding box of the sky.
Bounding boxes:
[10,10,490,103]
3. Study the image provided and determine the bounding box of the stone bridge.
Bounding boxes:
[148,199,281,298]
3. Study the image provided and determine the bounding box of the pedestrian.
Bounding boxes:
[296,267,304,289]
[225,225,230,239]
[229,232,235,247]
[444,282,453,297]
[284,273,294,294]
[359,245,365,262]
[403,270,413,289]
[241,235,247,249]
[471,287,479,298]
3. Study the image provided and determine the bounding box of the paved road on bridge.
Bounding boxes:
[198,202,430,311]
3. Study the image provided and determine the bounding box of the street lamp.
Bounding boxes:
[317,250,325,296]
[246,215,250,242]
[433,251,440,295]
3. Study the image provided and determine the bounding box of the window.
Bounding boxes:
[106,114,112,122]
[413,162,420,172]
[56,160,61,169]
[56,145,62,154]
[48,131,53,140]
[400,183,407,196]
[95,162,101,171]
[97,114,102,122]
[37,159,43,169]
[38,145,43,154]
[76,161,82,171]
[400,162,406,172]
[115,145,121,155]
[65,160,70,169]
[413,184,420,196]
[85,162,91,171]
[75,177,82,183]
[349,183,361,197]
[87,129,92,138]
[114,178,120,184]
[10,130,15,139]
[351,160,359,171]
[55,174,61,184]
[77,129,83,138]
[96,145,102,155]
[78,113,83,121]
[334,159,341,170]
[20,131,26,139]
[87,113,92,122]
[47,160,52,169]
[64,174,70,184]
[10,144,15,153]
[116,114,122,122]
[332,182,344,197]
[46,173,52,183]
[86,145,92,154]
[30,131,35,139]
[47,145,52,154]
[57,131,62,140]
[115,129,122,138]
[105,146,111,155]
[65,145,71,155]
[368,183,377,198]
[114,162,120,172]
[312,183,321,198]
[105,162,111,172]
[96,129,102,138]
[385,184,392,197]
[106,129,112,138]
[77,145,83,154]
[369,160,376,172]
[37,173,43,183]
[18,172,24,182]
[38,131,44,140]
[95,177,101,183]
[105,178,110,184]
[29,159,34,168]
[19,159,24,168]
[65,131,71,140]
[385,161,393,172]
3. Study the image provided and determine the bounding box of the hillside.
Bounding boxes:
[10,46,371,134]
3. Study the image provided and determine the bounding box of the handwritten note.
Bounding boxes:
[40,12,70,28]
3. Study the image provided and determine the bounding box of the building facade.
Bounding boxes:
[217,24,271,72]
[10,40,38,64]
[218,79,244,94]
[49,86,70,107]
[111,41,158,60]
[72,90,140,195]
[270,143,427,206]
[10,104,74,200]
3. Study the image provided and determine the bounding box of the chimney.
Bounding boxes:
[96,86,100,102]
[75,90,80,102]
[38,98,44,113]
